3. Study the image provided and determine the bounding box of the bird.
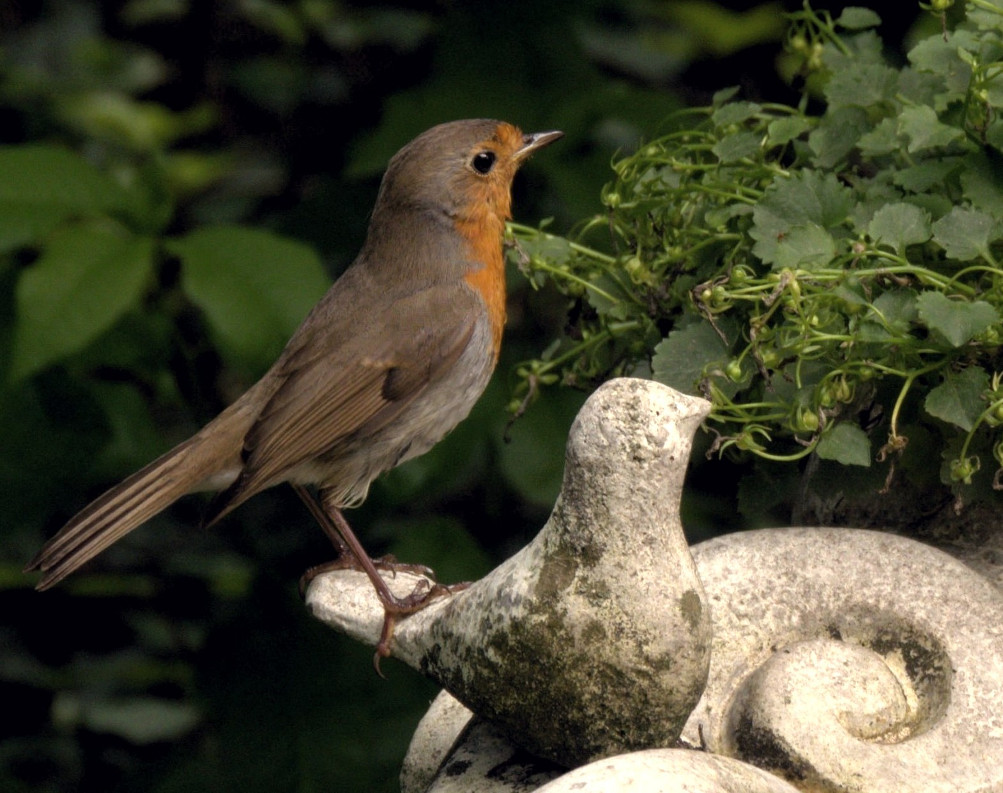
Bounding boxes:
[25,119,563,657]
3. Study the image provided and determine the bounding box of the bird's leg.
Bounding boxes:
[292,484,463,667]
[292,483,352,561]
[292,485,436,584]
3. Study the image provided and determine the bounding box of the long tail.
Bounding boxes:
[24,399,257,591]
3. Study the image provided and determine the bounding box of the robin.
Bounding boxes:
[25,119,563,658]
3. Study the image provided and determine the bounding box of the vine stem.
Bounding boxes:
[957,396,1003,463]
[887,362,944,441]
[969,0,1003,17]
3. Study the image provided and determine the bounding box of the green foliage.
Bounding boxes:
[1,143,328,383]
[511,0,1003,509]
[170,227,330,367]
[1,0,726,790]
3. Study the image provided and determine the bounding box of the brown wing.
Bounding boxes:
[205,282,481,521]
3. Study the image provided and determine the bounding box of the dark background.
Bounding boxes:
[0,2,925,790]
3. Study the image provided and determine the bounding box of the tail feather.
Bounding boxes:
[25,428,240,590]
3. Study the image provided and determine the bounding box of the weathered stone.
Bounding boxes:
[417,717,564,793]
[311,377,1003,792]
[685,527,1003,792]
[308,378,713,766]
[532,749,802,793]
[400,690,476,793]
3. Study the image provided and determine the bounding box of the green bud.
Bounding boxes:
[950,455,979,485]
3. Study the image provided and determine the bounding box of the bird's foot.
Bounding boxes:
[300,552,469,674]
[373,579,470,671]
[298,553,438,596]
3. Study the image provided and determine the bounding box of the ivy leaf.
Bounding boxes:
[514,229,572,287]
[898,105,964,153]
[907,32,975,107]
[816,422,871,467]
[893,158,961,193]
[867,203,931,254]
[960,154,1003,215]
[712,131,761,163]
[824,63,897,108]
[924,367,990,431]
[860,288,919,339]
[916,290,998,347]
[931,206,1000,261]
[809,106,869,168]
[767,116,811,146]
[856,117,900,156]
[10,223,154,381]
[171,226,329,370]
[587,272,634,320]
[750,171,853,264]
[652,317,732,397]
[872,288,919,327]
[859,289,918,343]
[519,231,572,265]
[711,101,762,127]
[771,223,836,271]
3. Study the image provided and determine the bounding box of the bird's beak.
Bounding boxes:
[516,130,564,161]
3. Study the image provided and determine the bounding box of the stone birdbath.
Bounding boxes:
[306,378,1003,792]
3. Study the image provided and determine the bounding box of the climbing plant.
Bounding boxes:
[510,0,1003,511]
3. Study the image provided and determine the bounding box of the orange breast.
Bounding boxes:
[457,207,508,362]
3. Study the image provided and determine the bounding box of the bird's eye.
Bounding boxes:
[471,151,496,174]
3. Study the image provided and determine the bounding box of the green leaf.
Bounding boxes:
[766,116,811,146]
[651,317,731,397]
[916,291,999,347]
[816,422,871,467]
[0,145,129,211]
[771,223,836,271]
[809,106,869,168]
[498,388,585,507]
[0,146,131,251]
[712,130,761,163]
[385,516,493,583]
[587,271,635,320]
[79,697,201,744]
[907,31,975,106]
[872,288,919,327]
[898,105,964,153]
[712,86,741,106]
[711,101,762,127]
[0,204,67,254]
[960,154,1003,215]
[750,171,852,264]
[970,2,1003,29]
[824,63,897,108]
[516,228,572,267]
[836,7,881,29]
[988,119,1003,153]
[867,203,931,253]
[856,117,900,156]
[893,158,961,193]
[924,367,990,431]
[10,223,154,381]
[931,206,1000,261]
[171,226,330,369]
[859,289,919,342]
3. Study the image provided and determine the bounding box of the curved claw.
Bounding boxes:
[373,580,464,674]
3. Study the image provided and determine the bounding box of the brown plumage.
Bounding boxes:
[26,120,562,609]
